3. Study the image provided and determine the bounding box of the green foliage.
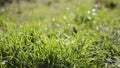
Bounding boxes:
[0,0,120,68]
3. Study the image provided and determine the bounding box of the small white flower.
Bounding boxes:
[52,18,56,22]
[87,16,91,20]
[92,13,96,16]
[87,11,91,14]
[66,7,70,11]
[1,60,7,65]
[1,8,5,12]
[63,16,67,20]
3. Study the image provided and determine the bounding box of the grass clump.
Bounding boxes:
[0,0,120,68]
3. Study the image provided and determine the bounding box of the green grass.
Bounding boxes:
[0,0,120,68]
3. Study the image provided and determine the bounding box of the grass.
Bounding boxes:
[0,0,120,68]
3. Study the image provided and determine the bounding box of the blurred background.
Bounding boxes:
[0,0,120,23]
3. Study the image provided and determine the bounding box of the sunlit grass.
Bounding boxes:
[0,0,120,68]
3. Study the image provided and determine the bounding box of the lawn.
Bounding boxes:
[0,0,120,68]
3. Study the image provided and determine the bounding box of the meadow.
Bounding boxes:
[0,0,120,68]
